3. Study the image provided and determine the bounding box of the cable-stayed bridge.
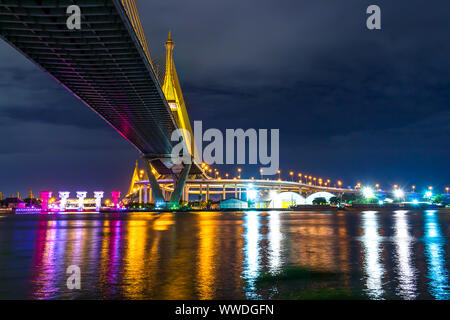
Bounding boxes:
[0,0,203,206]
[0,0,352,208]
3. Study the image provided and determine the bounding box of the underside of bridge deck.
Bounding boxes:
[0,0,202,177]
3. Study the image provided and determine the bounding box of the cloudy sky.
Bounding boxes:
[0,0,449,197]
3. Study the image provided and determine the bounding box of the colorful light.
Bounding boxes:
[362,187,375,199]
[394,189,404,199]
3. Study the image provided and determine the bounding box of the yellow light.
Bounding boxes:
[238,168,242,173]
[338,180,342,186]
[428,186,433,190]
[289,171,293,176]
[277,170,280,174]
[394,184,398,189]
[259,168,263,173]
[298,173,302,177]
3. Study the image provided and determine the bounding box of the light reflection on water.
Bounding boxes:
[0,210,448,299]
[393,210,417,299]
[423,211,449,300]
[361,211,385,299]
[243,212,261,299]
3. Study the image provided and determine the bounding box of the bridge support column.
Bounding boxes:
[223,185,226,200]
[206,184,210,202]
[139,186,142,203]
[144,184,148,203]
[235,184,238,198]
[169,163,192,207]
[143,159,165,207]
[199,184,203,201]
[185,186,189,202]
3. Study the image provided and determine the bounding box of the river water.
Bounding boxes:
[0,210,448,299]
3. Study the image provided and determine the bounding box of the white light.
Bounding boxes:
[247,189,257,201]
[394,189,404,199]
[425,191,432,198]
[378,200,383,205]
[362,187,375,199]
[412,199,419,204]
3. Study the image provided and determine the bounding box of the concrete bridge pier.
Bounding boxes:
[143,159,165,207]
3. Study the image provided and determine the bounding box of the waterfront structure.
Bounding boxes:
[40,191,52,211]
[220,198,249,209]
[111,191,121,209]
[76,192,88,212]
[59,192,70,212]
[94,192,104,211]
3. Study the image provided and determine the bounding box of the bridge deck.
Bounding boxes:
[0,0,201,174]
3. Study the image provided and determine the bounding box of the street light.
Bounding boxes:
[446,187,449,194]
[277,170,281,180]
[394,188,404,200]
[289,171,294,181]
[412,185,416,192]
[362,187,375,199]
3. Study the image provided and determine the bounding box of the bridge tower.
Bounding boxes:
[143,31,196,208]
[161,31,195,156]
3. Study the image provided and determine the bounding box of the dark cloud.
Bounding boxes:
[0,0,449,195]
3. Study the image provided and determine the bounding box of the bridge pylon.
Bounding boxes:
[142,156,192,209]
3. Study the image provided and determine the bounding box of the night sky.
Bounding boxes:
[0,0,449,197]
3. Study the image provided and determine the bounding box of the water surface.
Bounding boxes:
[0,210,448,299]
